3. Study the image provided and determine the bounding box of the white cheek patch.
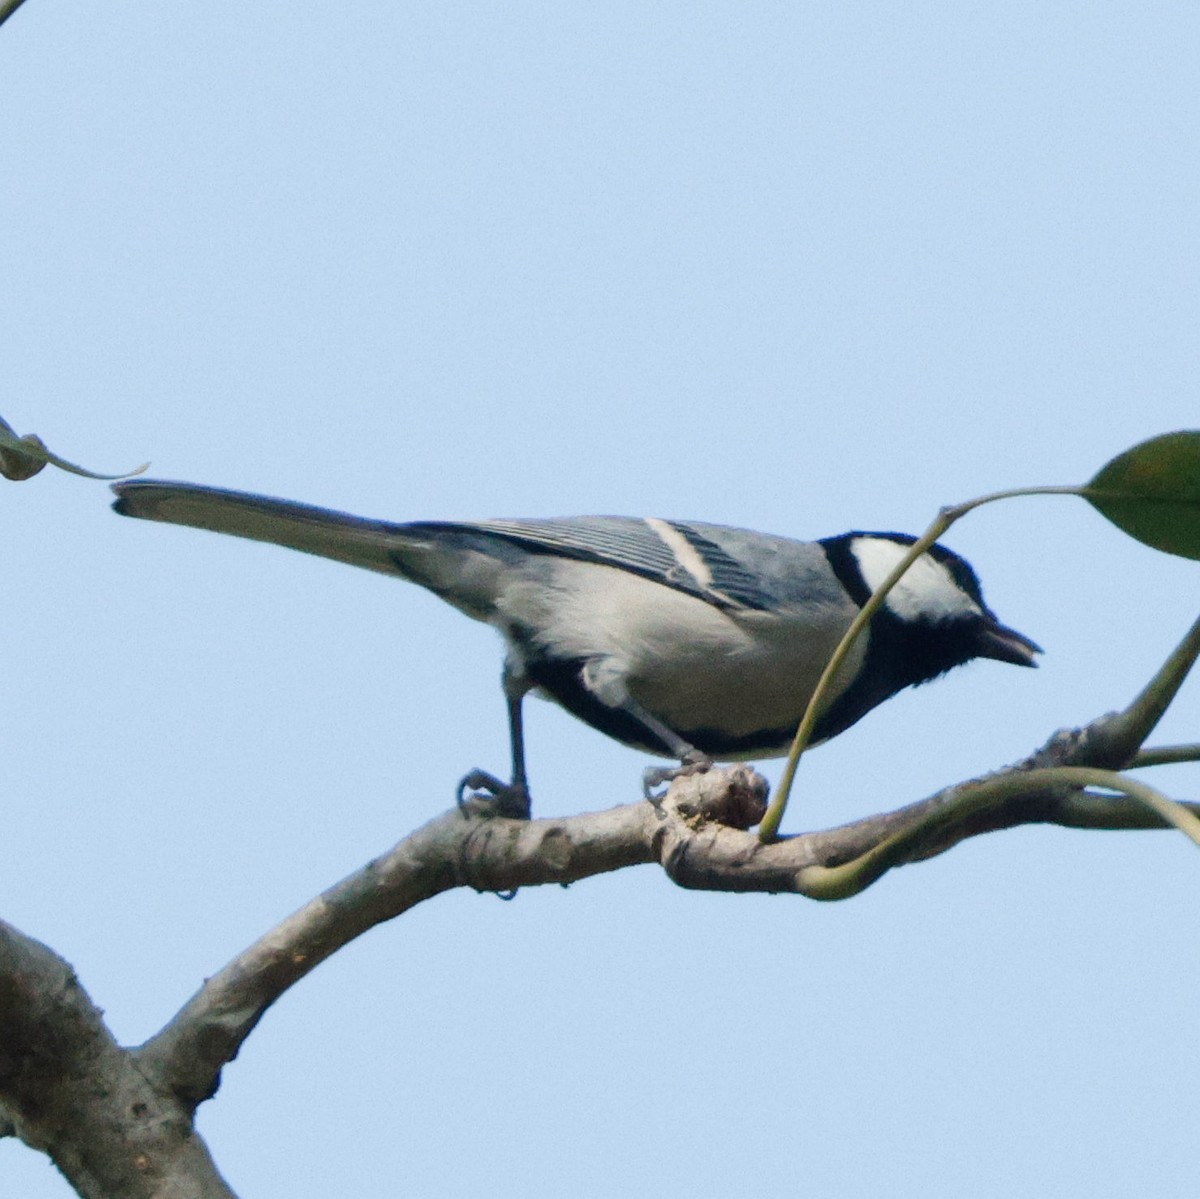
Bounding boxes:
[851,537,981,623]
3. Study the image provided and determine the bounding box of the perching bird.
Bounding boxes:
[111,481,1040,816]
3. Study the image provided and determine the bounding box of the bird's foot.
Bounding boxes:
[456,769,532,820]
[642,750,714,801]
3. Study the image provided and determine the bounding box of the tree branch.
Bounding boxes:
[135,796,667,1107]
[1133,742,1200,768]
[137,679,1199,1112]
[12,616,1199,1192]
[1084,612,1200,764]
[0,921,234,1199]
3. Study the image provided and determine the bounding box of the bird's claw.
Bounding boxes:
[642,752,713,801]
[456,769,531,819]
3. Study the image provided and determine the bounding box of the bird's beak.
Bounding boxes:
[977,617,1042,668]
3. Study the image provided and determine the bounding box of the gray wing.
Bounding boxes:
[406,516,787,612]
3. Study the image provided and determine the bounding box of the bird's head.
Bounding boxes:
[843,532,1042,684]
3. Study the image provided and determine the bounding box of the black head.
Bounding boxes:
[816,532,1041,740]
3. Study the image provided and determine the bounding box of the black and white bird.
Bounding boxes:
[111,481,1040,815]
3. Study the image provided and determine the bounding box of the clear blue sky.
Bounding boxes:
[3,3,1199,1196]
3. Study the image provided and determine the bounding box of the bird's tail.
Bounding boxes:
[111,480,420,578]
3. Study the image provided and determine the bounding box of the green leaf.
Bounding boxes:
[0,416,147,481]
[1084,430,1200,560]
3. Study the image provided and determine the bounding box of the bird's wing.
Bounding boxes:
[411,516,778,612]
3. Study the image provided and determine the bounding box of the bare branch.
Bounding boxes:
[1085,612,1200,764]
[136,795,665,1107]
[136,721,1198,1109]
[1133,743,1200,768]
[0,921,234,1199]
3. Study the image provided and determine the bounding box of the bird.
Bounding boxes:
[111,481,1041,817]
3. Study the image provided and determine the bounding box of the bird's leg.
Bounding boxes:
[456,663,532,819]
[501,676,532,814]
[574,658,715,799]
[609,696,713,799]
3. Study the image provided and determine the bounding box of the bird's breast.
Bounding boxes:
[498,560,867,757]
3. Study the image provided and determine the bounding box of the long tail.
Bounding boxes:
[111,480,418,578]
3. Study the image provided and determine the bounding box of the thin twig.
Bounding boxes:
[1133,743,1200,768]
[1089,613,1200,763]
